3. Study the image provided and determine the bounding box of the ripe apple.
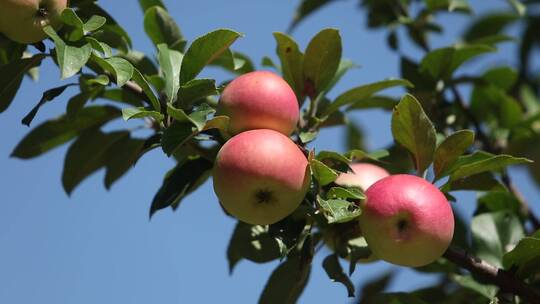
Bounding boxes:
[0,0,67,44]
[218,71,299,136]
[334,163,390,191]
[360,174,454,267]
[213,129,310,225]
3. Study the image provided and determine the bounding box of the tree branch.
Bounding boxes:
[444,247,540,304]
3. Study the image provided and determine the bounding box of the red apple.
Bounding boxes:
[218,71,299,136]
[213,129,310,225]
[334,163,390,191]
[360,174,454,267]
[0,0,67,44]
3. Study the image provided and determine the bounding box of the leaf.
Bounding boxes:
[161,122,194,156]
[322,79,412,117]
[317,196,361,224]
[180,29,242,84]
[62,130,128,195]
[303,28,342,96]
[143,6,184,51]
[86,37,113,58]
[322,254,355,297]
[299,131,318,144]
[463,13,518,43]
[210,49,255,75]
[92,55,134,87]
[440,172,506,193]
[0,54,46,113]
[471,210,524,267]
[289,0,333,31]
[83,15,107,34]
[451,274,498,299]
[178,78,218,108]
[507,0,526,16]
[118,51,158,75]
[424,0,471,12]
[346,95,399,111]
[433,130,474,180]
[21,84,75,126]
[103,136,145,189]
[391,94,437,174]
[44,26,92,79]
[12,106,121,159]
[323,59,358,95]
[448,154,532,182]
[259,255,311,304]
[503,230,540,279]
[60,8,85,41]
[157,44,183,104]
[122,107,164,121]
[149,157,213,218]
[310,159,338,186]
[273,32,304,100]
[131,68,161,111]
[356,272,394,304]
[326,187,365,200]
[227,222,281,273]
[139,0,165,12]
[420,44,495,80]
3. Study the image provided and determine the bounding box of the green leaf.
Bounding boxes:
[157,44,183,104]
[317,196,361,224]
[441,172,506,193]
[345,149,389,162]
[60,8,85,41]
[483,66,517,91]
[289,0,333,31]
[323,59,358,95]
[103,136,145,189]
[464,13,518,43]
[346,95,399,111]
[434,130,474,180]
[118,51,158,76]
[83,15,107,34]
[44,26,92,79]
[131,69,161,111]
[424,0,471,12]
[303,28,342,96]
[391,94,437,174]
[357,272,394,304]
[62,130,128,195]
[273,32,304,101]
[471,210,524,267]
[180,29,242,84]
[122,107,164,121]
[227,222,281,273]
[503,230,540,279]
[507,0,526,16]
[259,255,311,304]
[161,122,193,156]
[92,55,134,87]
[299,131,318,144]
[0,54,46,113]
[322,254,355,297]
[143,6,184,51]
[22,84,75,126]
[326,187,365,200]
[149,157,213,218]
[322,79,412,117]
[420,44,495,80]
[85,37,113,58]
[12,106,121,159]
[451,274,498,299]
[139,0,165,12]
[449,154,532,182]
[210,49,255,75]
[470,84,523,129]
[178,78,218,108]
[477,191,523,216]
[310,159,338,186]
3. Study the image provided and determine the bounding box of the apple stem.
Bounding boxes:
[443,247,540,304]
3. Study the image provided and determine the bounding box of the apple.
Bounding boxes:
[218,71,299,136]
[360,174,454,267]
[213,129,310,225]
[334,163,390,191]
[0,0,67,44]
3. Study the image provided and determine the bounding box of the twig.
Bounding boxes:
[444,247,540,304]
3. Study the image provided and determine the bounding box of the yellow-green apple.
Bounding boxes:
[212,129,310,225]
[0,0,67,44]
[218,71,299,136]
[334,163,390,191]
[360,174,454,267]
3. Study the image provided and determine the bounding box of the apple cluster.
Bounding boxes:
[212,71,311,225]
[0,0,67,44]
[214,71,455,267]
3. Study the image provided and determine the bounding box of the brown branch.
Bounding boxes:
[444,247,540,304]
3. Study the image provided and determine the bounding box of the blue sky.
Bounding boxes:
[1,1,539,303]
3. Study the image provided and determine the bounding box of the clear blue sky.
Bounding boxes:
[1,1,538,303]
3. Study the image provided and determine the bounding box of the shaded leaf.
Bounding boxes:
[434,130,474,180]
[103,136,145,189]
[310,159,338,186]
[143,6,184,51]
[449,154,531,182]
[273,32,304,100]
[303,28,342,96]
[131,68,161,111]
[122,107,164,121]
[503,230,540,279]
[157,44,183,104]
[22,84,76,126]
[259,255,311,304]
[317,196,361,224]
[289,0,333,31]
[322,254,355,297]
[391,94,437,174]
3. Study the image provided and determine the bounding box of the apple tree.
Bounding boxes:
[2,0,540,303]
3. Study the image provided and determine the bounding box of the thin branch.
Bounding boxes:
[444,247,540,304]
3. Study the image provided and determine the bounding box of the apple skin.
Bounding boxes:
[218,71,299,136]
[0,0,67,44]
[212,129,310,225]
[334,163,390,191]
[360,174,454,267]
